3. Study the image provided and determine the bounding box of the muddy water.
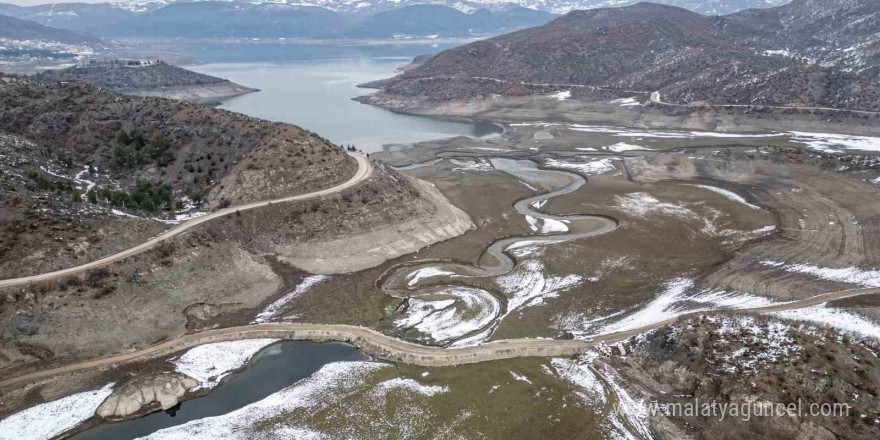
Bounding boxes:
[71,341,369,440]
[382,158,618,346]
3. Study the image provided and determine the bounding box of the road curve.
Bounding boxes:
[2,285,877,391]
[0,152,373,290]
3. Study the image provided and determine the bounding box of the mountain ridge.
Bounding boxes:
[0,0,792,35]
[366,0,880,111]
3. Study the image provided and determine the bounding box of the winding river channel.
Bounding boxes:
[381,158,619,347]
[17,45,879,440]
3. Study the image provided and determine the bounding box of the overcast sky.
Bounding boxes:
[5,0,113,6]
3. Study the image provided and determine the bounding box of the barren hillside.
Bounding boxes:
[364,0,880,110]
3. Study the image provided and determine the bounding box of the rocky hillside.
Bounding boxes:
[0,74,358,277]
[36,62,258,102]
[366,0,880,111]
[0,74,354,210]
[615,314,880,440]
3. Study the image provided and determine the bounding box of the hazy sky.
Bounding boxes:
[5,0,113,6]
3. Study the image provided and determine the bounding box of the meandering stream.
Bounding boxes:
[381,158,618,347]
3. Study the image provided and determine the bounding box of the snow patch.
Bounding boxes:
[606,142,647,153]
[449,158,493,172]
[790,132,880,152]
[374,378,448,397]
[549,90,571,101]
[253,276,328,323]
[611,97,641,107]
[690,184,761,210]
[497,260,583,312]
[395,287,501,344]
[406,268,457,287]
[140,362,385,440]
[614,192,694,218]
[761,261,880,287]
[172,339,279,389]
[510,371,532,384]
[772,304,880,339]
[545,157,616,175]
[598,279,783,335]
[551,357,654,440]
[0,383,115,440]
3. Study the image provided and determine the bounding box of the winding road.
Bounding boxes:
[0,152,372,290]
[1,285,877,391]
[649,91,880,116]
[1,150,878,395]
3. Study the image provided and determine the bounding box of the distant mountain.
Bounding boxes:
[102,0,791,16]
[93,2,554,39]
[351,4,555,38]
[0,0,791,36]
[369,0,880,110]
[0,14,107,47]
[0,3,136,31]
[95,2,351,38]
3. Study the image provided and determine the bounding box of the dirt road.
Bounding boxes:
[406,77,880,115]
[649,91,880,116]
[0,152,372,290]
[2,285,876,391]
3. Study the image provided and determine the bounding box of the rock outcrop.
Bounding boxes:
[97,373,199,419]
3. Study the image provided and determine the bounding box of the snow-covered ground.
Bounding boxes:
[772,304,880,339]
[545,157,617,175]
[0,38,96,56]
[510,371,532,384]
[509,123,880,153]
[525,215,570,233]
[375,378,448,397]
[710,315,802,374]
[406,268,457,287]
[761,261,880,288]
[613,192,695,218]
[597,278,696,334]
[689,184,761,210]
[451,261,585,347]
[449,158,494,172]
[140,361,386,440]
[395,286,501,344]
[588,278,781,336]
[789,131,880,153]
[253,275,328,323]
[172,339,280,389]
[606,142,647,153]
[610,97,641,107]
[549,90,572,101]
[551,356,654,440]
[497,260,583,313]
[0,383,115,440]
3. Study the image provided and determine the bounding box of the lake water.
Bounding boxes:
[189,58,500,152]
[71,341,370,440]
